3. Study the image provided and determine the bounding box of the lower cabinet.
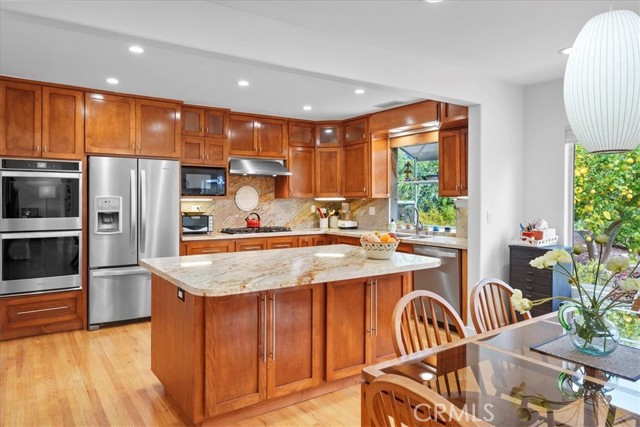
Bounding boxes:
[0,290,83,340]
[267,236,299,249]
[185,240,234,255]
[204,284,323,417]
[235,238,267,252]
[325,273,411,381]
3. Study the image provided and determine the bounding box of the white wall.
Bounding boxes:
[523,79,571,245]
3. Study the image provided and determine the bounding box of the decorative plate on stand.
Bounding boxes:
[235,186,259,211]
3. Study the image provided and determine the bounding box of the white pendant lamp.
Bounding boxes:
[564,9,640,154]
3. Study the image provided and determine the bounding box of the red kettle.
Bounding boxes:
[245,212,261,228]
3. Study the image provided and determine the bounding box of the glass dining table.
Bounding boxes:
[361,313,640,427]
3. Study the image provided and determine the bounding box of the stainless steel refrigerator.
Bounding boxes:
[88,156,179,329]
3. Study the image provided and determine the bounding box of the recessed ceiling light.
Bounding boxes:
[424,0,444,3]
[559,47,573,55]
[128,45,144,54]
[303,105,312,111]
[106,78,119,85]
[238,80,250,87]
[354,88,365,95]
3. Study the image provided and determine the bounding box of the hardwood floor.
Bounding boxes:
[0,321,360,427]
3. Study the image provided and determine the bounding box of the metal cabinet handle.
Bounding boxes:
[374,279,378,335]
[368,282,373,337]
[35,145,40,151]
[43,146,47,152]
[200,248,222,253]
[243,246,262,250]
[17,305,67,315]
[525,286,534,291]
[272,244,290,248]
[262,294,267,363]
[271,293,276,361]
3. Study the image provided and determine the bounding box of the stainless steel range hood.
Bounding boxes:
[229,157,292,176]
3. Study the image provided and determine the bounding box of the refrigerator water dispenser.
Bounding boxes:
[95,196,122,234]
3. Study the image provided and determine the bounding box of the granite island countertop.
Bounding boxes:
[140,244,441,297]
[182,228,468,250]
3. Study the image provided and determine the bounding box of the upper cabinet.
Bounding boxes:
[315,147,342,198]
[85,93,181,158]
[181,137,228,167]
[229,114,287,158]
[369,100,438,135]
[342,143,369,198]
[315,122,341,147]
[288,121,315,147]
[342,117,368,146]
[438,127,468,197]
[439,103,468,128]
[275,146,315,198]
[0,80,83,159]
[182,106,229,139]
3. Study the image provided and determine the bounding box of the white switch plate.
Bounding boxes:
[310,204,316,213]
[486,210,494,223]
[369,207,376,215]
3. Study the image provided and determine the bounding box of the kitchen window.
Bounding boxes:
[396,144,456,229]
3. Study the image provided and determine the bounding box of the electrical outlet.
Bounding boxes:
[193,205,201,212]
[310,204,316,213]
[369,207,376,215]
[177,288,185,301]
[486,210,494,223]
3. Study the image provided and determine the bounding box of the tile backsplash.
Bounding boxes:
[181,175,390,231]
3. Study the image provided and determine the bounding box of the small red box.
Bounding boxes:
[522,230,544,240]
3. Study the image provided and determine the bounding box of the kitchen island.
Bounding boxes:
[140,244,439,425]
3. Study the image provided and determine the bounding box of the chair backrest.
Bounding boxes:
[392,290,468,357]
[366,374,481,427]
[470,278,532,334]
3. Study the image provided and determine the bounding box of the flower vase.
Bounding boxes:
[559,304,620,356]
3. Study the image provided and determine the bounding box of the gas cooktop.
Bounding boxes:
[221,226,292,234]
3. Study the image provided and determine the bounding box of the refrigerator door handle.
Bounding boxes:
[130,169,137,254]
[140,169,147,254]
[91,267,150,277]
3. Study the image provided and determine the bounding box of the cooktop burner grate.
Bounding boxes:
[221,226,292,234]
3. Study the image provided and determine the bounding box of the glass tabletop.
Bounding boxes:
[370,315,640,427]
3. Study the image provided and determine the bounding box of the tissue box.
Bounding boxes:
[522,228,556,241]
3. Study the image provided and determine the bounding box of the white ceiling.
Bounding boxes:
[1,0,638,120]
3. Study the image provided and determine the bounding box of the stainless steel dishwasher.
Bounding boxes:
[412,245,461,319]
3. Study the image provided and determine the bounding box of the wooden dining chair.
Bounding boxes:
[392,290,468,357]
[470,278,531,334]
[366,373,484,427]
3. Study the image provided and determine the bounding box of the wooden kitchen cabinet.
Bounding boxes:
[0,80,83,159]
[182,105,228,139]
[235,238,267,252]
[0,290,83,340]
[275,146,314,198]
[312,235,327,246]
[185,240,235,255]
[267,236,299,249]
[439,102,468,128]
[229,114,287,158]
[315,147,342,198]
[315,122,341,147]
[343,142,369,197]
[288,121,315,147]
[342,117,368,146]
[204,284,323,415]
[86,94,181,158]
[438,127,468,197]
[325,273,410,381]
[182,137,228,166]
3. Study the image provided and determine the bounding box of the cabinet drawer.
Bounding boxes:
[6,296,78,325]
[510,265,551,280]
[510,273,552,294]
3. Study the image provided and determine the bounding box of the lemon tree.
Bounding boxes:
[574,144,640,252]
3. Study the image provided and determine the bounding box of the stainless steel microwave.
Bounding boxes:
[182,214,213,234]
[181,166,226,197]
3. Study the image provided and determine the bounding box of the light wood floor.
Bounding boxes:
[0,321,360,427]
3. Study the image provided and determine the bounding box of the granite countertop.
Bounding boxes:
[182,228,468,250]
[140,244,441,297]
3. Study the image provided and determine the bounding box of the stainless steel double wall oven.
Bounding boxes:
[0,158,82,296]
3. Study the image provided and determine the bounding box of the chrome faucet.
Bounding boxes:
[405,206,423,235]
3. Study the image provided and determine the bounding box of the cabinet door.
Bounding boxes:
[438,129,462,197]
[312,235,327,246]
[181,137,205,164]
[228,114,257,156]
[342,117,368,146]
[288,121,314,147]
[0,80,41,157]
[343,142,369,198]
[182,107,204,136]
[204,138,228,167]
[335,235,360,246]
[267,285,323,398]
[288,146,315,198]
[205,292,266,416]
[85,92,136,155]
[186,240,235,255]
[370,274,410,362]
[299,235,312,247]
[204,109,228,138]
[460,128,468,196]
[236,238,267,252]
[326,278,370,381]
[315,147,341,197]
[316,122,341,147]
[42,87,83,159]
[267,236,299,250]
[439,103,468,126]
[136,98,181,158]
[257,118,287,158]
[370,135,389,198]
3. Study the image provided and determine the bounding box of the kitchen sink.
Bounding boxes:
[396,233,434,240]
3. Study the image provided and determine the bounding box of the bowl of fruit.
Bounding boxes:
[360,232,399,259]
